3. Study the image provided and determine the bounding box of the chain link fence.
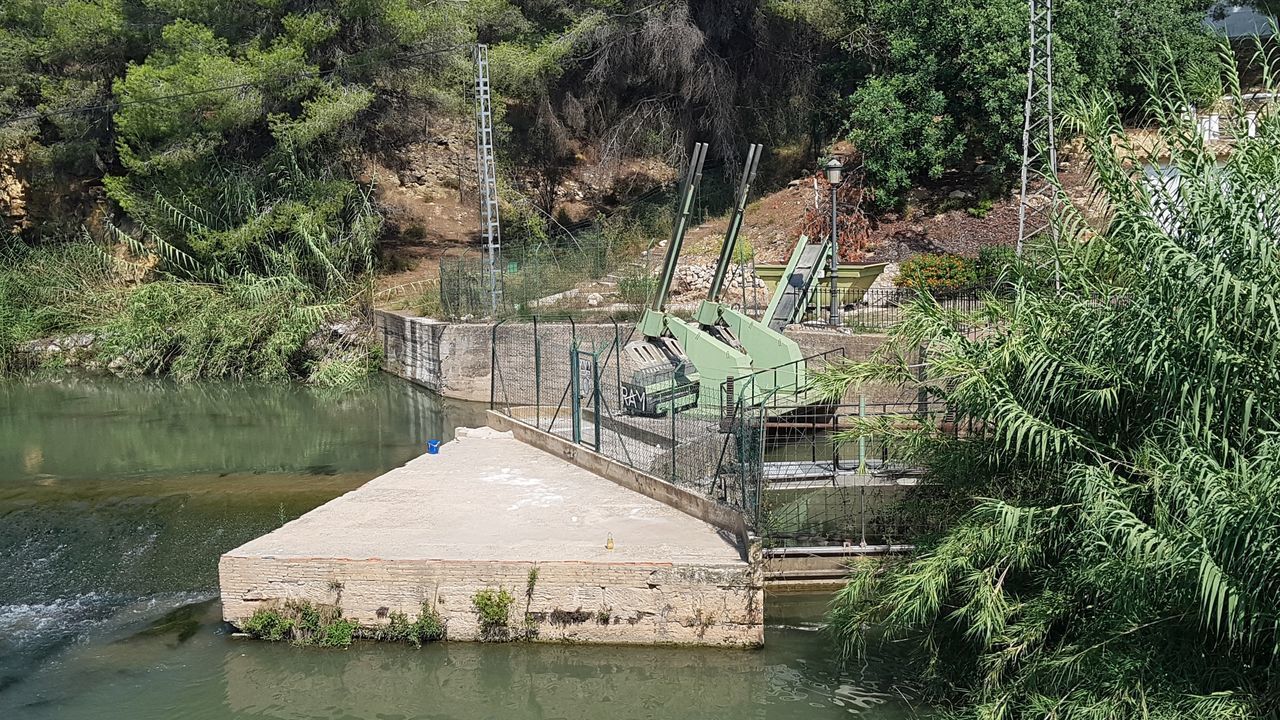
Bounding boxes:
[489,316,957,548]
[490,317,758,515]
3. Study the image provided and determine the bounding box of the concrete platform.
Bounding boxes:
[220,426,763,646]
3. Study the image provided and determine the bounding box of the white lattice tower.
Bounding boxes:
[1016,0,1058,257]
[474,44,502,314]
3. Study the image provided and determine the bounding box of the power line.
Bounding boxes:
[0,43,468,128]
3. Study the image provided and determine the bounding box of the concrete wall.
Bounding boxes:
[374,310,492,401]
[374,308,913,406]
[488,409,751,544]
[784,327,918,405]
[219,555,762,647]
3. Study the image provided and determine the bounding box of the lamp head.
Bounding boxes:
[824,158,844,186]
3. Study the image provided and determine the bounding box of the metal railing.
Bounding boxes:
[488,315,964,548]
[747,399,968,548]
[827,288,986,331]
[718,348,846,409]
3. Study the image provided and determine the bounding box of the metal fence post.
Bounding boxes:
[570,340,582,445]
[533,316,541,429]
[858,395,867,474]
[670,367,678,482]
[591,349,602,451]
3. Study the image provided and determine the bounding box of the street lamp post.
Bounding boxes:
[824,158,844,328]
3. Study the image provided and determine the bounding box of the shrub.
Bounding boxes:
[975,245,1016,288]
[410,603,445,644]
[894,253,976,294]
[242,608,294,641]
[240,600,355,648]
[617,268,655,307]
[966,198,995,219]
[472,587,514,637]
[97,276,338,383]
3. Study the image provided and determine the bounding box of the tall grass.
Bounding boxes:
[0,242,126,373]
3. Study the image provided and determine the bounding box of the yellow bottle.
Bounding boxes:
[605,533,614,551]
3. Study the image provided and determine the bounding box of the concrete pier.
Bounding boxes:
[219,424,763,647]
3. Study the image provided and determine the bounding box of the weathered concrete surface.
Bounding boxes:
[374,310,911,406]
[374,310,492,400]
[489,409,749,540]
[220,426,763,646]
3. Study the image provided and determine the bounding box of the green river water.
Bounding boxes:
[0,375,923,719]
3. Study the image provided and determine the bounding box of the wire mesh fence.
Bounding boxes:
[793,287,987,331]
[489,315,957,548]
[748,400,957,548]
[490,316,758,514]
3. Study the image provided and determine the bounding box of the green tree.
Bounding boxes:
[820,45,1280,717]
[834,0,1216,204]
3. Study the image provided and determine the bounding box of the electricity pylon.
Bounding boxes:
[1016,0,1058,257]
[474,44,502,315]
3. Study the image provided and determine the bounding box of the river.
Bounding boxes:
[0,374,923,719]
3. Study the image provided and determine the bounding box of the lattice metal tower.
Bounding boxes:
[474,44,502,314]
[1016,0,1058,256]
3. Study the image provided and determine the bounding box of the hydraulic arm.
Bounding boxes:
[692,145,808,404]
[623,143,754,416]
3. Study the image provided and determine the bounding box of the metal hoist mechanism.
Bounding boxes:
[474,44,503,315]
[762,233,834,332]
[692,144,809,405]
[622,143,754,417]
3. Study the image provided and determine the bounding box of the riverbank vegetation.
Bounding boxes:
[820,47,1280,718]
[242,600,445,648]
[0,1,1255,384]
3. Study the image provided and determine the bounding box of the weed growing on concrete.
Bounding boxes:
[472,587,514,639]
[522,567,541,639]
[411,603,445,643]
[240,600,357,648]
[242,607,294,641]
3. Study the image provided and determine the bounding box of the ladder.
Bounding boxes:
[474,44,502,315]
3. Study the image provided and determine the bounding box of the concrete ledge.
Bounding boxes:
[487,409,751,547]
[219,426,763,647]
[220,555,762,646]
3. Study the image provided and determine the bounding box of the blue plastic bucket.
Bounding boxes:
[427,440,441,455]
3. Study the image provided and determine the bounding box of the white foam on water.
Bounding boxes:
[0,593,111,646]
[0,590,217,649]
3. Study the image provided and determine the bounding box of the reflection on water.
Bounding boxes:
[2,599,920,720]
[0,375,923,719]
[0,375,486,696]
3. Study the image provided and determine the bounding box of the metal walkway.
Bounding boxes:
[762,460,923,491]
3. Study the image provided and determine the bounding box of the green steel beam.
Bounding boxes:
[705,143,762,304]
[648,142,708,316]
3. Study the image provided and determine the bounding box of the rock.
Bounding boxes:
[107,356,131,375]
[586,292,603,307]
[948,189,971,200]
[61,333,95,350]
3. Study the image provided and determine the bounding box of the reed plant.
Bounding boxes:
[820,42,1280,719]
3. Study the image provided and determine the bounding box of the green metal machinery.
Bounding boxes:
[622,143,816,416]
[624,142,751,416]
[689,143,809,403]
[762,233,834,332]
